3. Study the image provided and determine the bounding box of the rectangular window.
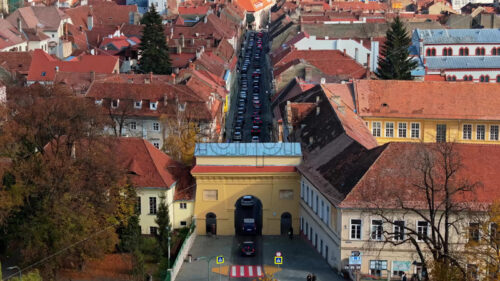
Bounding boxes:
[136,196,141,214]
[398,123,407,138]
[180,221,187,226]
[320,200,324,220]
[150,102,158,110]
[315,233,318,247]
[326,206,330,226]
[463,124,472,140]
[310,227,312,240]
[385,122,394,138]
[153,122,160,131]
[149,197,157,214]
[372,122,381,137]
[315,195,318,214]
[134,100,142,109]
[325,245,328,261]
[179,202,187,209]
[309,190,313,207]
[306,222,309,238]
[279,190,294,200]
[153,142,160,149]
[477,125,485,140]
[300,217,303,231]
[417,221,428,241]
[150,226,158,235]
[300,182,304,198]
[203,190,218,201]
[305,186,309,203]
[469,222,480,242]
[411,123,420,139]
[371,220,383,240]
[491,125,499,141]
[112,99,119,108]
[130,121,137,130]
[436,124,447,142]
[351,219,362,240]
[394,220,405,241]
[370,260,388,277]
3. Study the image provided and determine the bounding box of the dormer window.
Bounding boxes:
[95,99,103,105]
[134,100,142,109]
[150,101,158,110]
[111,99,119,108]
[178,102,186,111]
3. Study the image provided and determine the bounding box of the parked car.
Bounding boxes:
[251,126,261,135]
[251,136,260,143]
[233,132,242,141]
[242,218,257,235]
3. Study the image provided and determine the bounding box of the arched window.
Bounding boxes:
[476,47,486,55]
[431,48,436,56]
[460,48,464,56]
[464,48,469,56]
[469,75,473,81]
[485,75,490,82]
[446,75,451,81]
[497,75,500,82]
[493,48,497,56]
[497,47,500,54]
[463,75,469,81]
[426,49,432,56]
[443,48,448,56]
[448,47,453,56]
[452,75,456,81]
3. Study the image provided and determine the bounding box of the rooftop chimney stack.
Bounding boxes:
[180,34,185,47]
[366,53,371,77]
[87,13,94,30]
[17,18,22,33]
[90,71,95,81]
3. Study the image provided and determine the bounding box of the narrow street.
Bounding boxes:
[225,30,273,143]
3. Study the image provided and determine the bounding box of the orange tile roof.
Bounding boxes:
[235,0,274,12]
[114,138,182,188]
[354,80,500,121]
[0,51,33,75]
[27,50,119,82]
[340,143,500,210]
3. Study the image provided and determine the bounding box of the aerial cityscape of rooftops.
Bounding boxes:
[1,0,500,279]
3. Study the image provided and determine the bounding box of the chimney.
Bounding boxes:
[170,27,174,39]
[196,46,205,59]
[17,17,22,33]
[180,34,185,47]
[204,15,207,23]
[343,49,346,56]
[55,66,59,73]
[305,67,312,81]
[150,72,153,82]
[366,53,371,77]
[316,106,320,116]
[71,143,76,159]
[90,71,95,81]
[171,73,176,84]
[177,45,182,54]
[87,13,94,30]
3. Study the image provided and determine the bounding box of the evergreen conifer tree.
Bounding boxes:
[155,195,171,260]
[139,5,171,74]
[376,17,417,80]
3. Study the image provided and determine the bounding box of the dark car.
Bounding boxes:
[242,218,257,234]
[251,126,261,135]
[241,241,256,256]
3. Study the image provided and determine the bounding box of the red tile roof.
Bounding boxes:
[273,49,367,79]
[329,1,389,11]
[0,19,26,50]
[7,6,69,32]
[191,166,297,173]
[27,50,119,82]
[354,80,500,120]
[235,0,274,12]
[65,1,138,30]
[178,5,210,14]
[340,143,500,210]
[0,51,33,75]
[170,53,196,68]
[114,138,181,188]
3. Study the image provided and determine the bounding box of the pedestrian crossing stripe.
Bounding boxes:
[229,265,264,277]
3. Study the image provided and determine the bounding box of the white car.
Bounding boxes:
[251,136,260,143]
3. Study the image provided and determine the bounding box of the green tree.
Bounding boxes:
[0,85,136,278]
[139,4,171,74]
[376,17,417,80]
[154,195,171,280]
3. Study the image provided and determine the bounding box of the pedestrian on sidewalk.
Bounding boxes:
[288,226,293,239]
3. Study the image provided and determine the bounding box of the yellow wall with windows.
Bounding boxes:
[193,171,301,235]
[172,200,194,229]
[363,118,500,145]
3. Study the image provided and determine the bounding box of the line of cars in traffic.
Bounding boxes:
[240,195,257,256]
[233,31,265,143]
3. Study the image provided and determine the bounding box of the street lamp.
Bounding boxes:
[168,235,171,268]
[8,266,21,281]
[194,256,217,281]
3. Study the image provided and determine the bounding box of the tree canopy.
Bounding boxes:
[138,4,172,75]
[0,85,136,278]
[376,17,417,80]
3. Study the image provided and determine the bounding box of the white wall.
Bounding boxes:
[293,36,379,71]
[299,176,341,270]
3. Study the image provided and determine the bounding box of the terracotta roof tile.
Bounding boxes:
[27,49,119,82]
[0,51,33,74]
[340,143,500,210]
[235,0,274,12]
[354,80,500,120]
[0,19,26,50]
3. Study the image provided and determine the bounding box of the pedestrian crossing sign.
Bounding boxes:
[274,256,283,265]
[217,256,224,264]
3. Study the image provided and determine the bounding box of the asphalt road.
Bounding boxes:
[230,235,264,281]
[226,30,273,143]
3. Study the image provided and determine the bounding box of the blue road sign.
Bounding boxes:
[274,256,283,265]
[216,256,224,264]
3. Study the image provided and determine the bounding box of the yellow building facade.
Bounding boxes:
[192,143,302,235]
[364,118,500,145]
